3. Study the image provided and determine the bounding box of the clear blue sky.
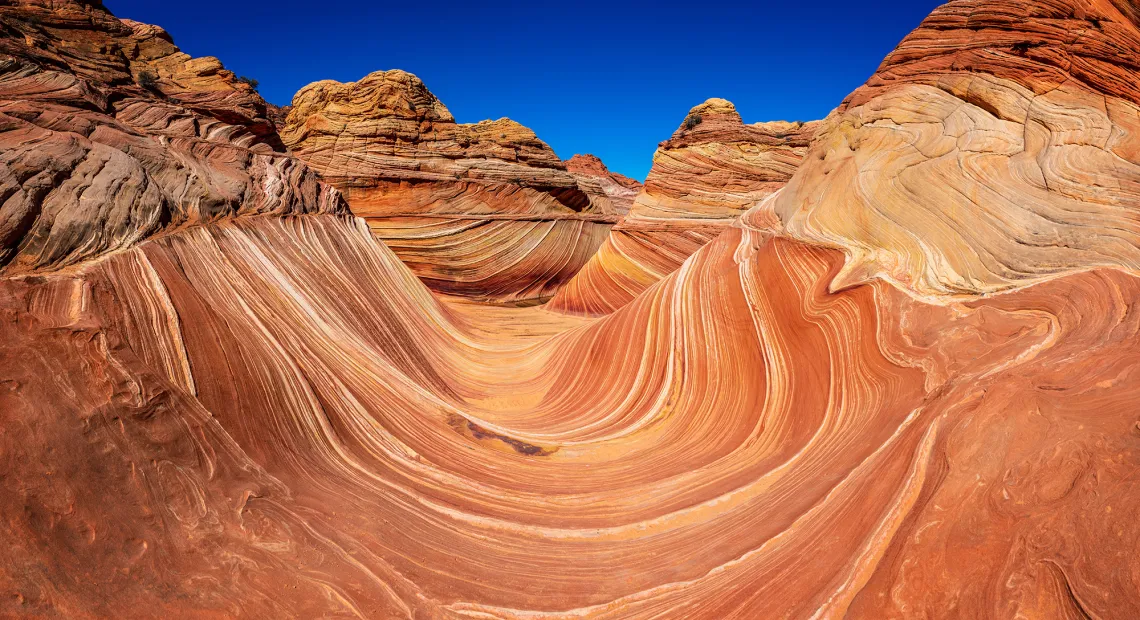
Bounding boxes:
[104,0,943,180]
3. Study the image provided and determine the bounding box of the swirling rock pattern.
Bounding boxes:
[2,0,1140,618]
[5,210,1139,618]
[281,71,623,303]
[771,0,1140,298]
[549,99,819,315]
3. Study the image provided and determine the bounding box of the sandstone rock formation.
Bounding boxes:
[266,102,291,131]
[564,153,642,217]
[3,0,1140,618]
[281,70,620,303]
[0,0,344,276]
[769,0,1140,299]
[548,98,819,315]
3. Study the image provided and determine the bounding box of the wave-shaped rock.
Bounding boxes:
[8,204,1139,617]
[282,70,623,303]
[549,99,818,315]
[769,0,1140,298]
[3,0,1140,618]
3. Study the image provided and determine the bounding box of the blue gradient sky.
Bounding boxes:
[104,1,943,180]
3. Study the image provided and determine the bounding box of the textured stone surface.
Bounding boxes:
[770,0,1140,298]
[3,0,1140,618]
[564,153,642,217]
[282,71,619,303]
[266,102,291,131]
[629,98,818,222]
[0,0,345,276]
[7,211,1140,618]
[549,99,818,315]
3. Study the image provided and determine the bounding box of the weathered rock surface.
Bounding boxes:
[549,99,818,315]
[3,0,1140,618]
[627,98,817,222]
[564,153,642,217]
[770,0,1140,298]
[8,205,1140,618]
[282,70,619,303]
[0,0,344,276]
[266,102,291,131]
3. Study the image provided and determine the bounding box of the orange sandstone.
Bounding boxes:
[281,70,623,303]
[549,98,819,315]
[0,0,1139,618]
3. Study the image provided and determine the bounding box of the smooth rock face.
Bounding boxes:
[3,0,1140,618]
[548,99,819,315]
[282,70,619,303]
[0,0,344,276]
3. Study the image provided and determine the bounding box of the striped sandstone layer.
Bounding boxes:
[771,0,1140,298]
[6,211,1139,618]
[548,99,818,315]
[563,153,642,217]
[1,0,1140,618]
[281,71,624,303]
[0,0,344,276]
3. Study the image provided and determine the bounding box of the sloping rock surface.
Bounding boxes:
[2,0,1140,618]
[0,0,344,276]
[282,70,617,303]
[549,99,818,315]
[771,0,1140,298]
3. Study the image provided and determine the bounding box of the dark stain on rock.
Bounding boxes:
[447,414,555,456]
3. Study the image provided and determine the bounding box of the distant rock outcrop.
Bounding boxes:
[548,98,819,315]
[266,103,291,131]
[632,98,817,221]
[564,153,642,217]
[282,70,619,303]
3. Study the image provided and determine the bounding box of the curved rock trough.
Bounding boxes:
[2,0,1140,618]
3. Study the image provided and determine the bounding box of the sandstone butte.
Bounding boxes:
[548,98,819,315]
[280,71,639,304]
[1,0,1140,618]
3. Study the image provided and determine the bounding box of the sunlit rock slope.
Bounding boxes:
[281,70,623,304]
[771,0,1140,298]
[2,0,1140,618]
[548,98,819,315]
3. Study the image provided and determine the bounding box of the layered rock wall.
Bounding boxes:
[0,0,344,276]
[282,70,625,303]
[549,99,818,315]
